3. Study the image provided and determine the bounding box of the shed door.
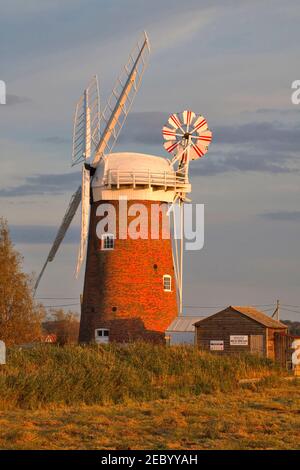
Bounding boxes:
[250,335,264,355]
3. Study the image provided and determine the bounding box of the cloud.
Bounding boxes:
[120,112,300,175]
[259,211,300,222]
[5,94,32,105]
[1,0,84,19]
[120,112,167,145]
[39,136,71,145]
[215,122,300,152]
[255,108,300,116]
[190,151,297,176]
[1,114,297,196]
[0,172,80,197]
[10,224,80,244]
[122,112,300,150]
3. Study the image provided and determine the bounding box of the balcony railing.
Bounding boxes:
[101,169,190,191]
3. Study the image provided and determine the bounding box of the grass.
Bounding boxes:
[0,343,298,450]
[0,343,284,409]
[0,381,299,450]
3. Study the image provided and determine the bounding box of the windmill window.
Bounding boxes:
[101,234,115,250]
[95,328,110,338]
[163,275,172,292]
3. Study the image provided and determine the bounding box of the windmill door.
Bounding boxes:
[250,335,264,355]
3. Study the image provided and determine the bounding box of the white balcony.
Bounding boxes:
[102,169,190,192]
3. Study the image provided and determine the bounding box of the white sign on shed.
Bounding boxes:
[230,335,248,346]
[0,340,6,365]
[210,340,224,351]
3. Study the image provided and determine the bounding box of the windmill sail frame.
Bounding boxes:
[72,75,100,166]
[92,32,150,166]
[75,165,90,278]
[34,185,82,294]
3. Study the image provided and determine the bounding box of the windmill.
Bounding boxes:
[34,32,150,295]
[34,32,212,344]
[162,111,212,314]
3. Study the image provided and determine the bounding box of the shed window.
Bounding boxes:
[163,275,172,292]
[101,234,115,250]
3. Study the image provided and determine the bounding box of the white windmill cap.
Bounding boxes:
[103,152,173,173]
[91,152,185,202]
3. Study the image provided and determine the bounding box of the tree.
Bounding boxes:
[0,218,43,345]
[43,309,80,345]
[282,320,300,336]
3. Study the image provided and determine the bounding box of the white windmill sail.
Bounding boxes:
[34,186,82,294]
[34,77,100,293]
[75,165,90,277]
[92,32,150,166]
[72,75,100,166]
[73,76,100,277]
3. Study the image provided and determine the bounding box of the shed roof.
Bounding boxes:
[166,316,206,333]
[193,306,287,329]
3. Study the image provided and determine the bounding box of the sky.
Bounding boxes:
[1,0,300,321]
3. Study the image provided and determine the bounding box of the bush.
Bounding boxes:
[0,343,283,409]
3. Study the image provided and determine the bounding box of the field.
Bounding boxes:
[0,381,299,450]
[0,343,299,450]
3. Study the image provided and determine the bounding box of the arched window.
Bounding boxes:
[163,275,172,292]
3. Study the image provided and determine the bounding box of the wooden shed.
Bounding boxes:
[194,306,287,359]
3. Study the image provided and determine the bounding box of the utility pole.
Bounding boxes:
[272,299,280,320]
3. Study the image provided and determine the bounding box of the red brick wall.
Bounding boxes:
[79,200,178,343]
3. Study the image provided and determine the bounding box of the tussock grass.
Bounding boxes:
[0,342,283,409]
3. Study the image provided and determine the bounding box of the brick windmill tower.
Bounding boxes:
[34,33,212,344]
